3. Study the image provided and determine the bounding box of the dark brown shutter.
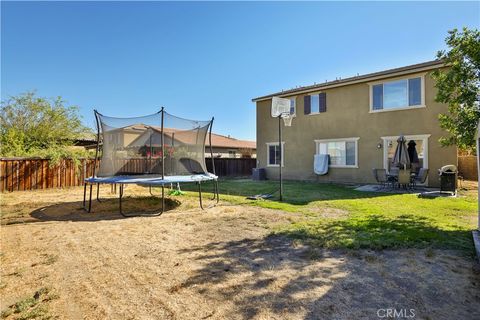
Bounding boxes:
[304,95,311,115]
[319,93,327,113]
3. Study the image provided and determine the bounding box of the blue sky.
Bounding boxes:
[2,1,479,141]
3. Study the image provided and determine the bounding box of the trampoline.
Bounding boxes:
[83,108,219,216]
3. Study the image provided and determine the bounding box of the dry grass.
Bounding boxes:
[1,185,480,319]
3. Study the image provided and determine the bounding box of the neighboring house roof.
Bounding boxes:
[101,124,256,150]
[73,138,97,147]
[206,132,256,149]
[252,60,445,102]
[163,127,256,149]
[73,132,97,147]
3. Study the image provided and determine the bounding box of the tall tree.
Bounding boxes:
[0,91,92,163]
[432,27,480,152]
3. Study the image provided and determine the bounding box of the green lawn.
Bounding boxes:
[182,179,478,251]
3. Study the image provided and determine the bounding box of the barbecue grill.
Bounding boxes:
[438,165,457,195]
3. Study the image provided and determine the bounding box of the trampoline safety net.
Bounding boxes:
[95,109,212,178]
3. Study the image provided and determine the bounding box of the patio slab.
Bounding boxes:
[354,184,438,194]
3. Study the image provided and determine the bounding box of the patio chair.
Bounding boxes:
[413,168,429,188]
[389,167,399,176]
[397,169,412,189]
[372,168,389,189]
[387,167,399,187]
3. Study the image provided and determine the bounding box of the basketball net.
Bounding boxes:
[281,113,293,127]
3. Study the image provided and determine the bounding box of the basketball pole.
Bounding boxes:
[278,113,283,202]
[272,97,292,203]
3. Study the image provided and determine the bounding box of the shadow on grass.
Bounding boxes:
[175,228,479,319]
[182,179,399,206]
[25,197,181,223]
[275,214,474,251]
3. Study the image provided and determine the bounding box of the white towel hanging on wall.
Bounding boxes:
[314,154,329,175]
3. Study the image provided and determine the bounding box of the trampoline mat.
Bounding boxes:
[85,174,217,186]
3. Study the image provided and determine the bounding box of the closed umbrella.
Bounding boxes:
[407,140,419,163]
[391,135,410,169]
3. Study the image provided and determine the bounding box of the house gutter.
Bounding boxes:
[252,61,445,102]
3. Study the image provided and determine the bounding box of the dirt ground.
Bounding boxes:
[1,186,480,319]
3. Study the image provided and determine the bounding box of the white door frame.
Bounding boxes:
[381,134,431,183]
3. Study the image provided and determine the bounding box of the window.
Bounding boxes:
[266,142,284,167]
[371,76,423,112]
[315,138,359,168]
[228,150,237,158]
[289,97,296,116]
[311,95,320,113]
[304,93,327,115]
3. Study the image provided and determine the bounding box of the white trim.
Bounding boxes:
[266,142,285,167]
[314,137,360,143]
[380,134,431,140]
[369,74,426,113]
[314,137,360,168]
[381,134,430,184]
[369,105,426,113]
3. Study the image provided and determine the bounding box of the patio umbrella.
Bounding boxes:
[407,140,419,163]
[391,135,410,169]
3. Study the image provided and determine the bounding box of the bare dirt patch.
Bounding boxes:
[1,187,480,319]
[306,206,349,219]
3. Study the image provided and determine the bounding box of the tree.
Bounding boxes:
[432,27,480,152]
[0,91,93,164]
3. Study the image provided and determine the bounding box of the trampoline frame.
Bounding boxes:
[82,107,220,217]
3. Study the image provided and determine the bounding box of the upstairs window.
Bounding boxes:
[304,93,327,115]
[371,76,423,112]
[289,97,296,116]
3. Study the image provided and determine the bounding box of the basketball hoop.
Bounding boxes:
[282,114,293,127]
[271,97,291,117]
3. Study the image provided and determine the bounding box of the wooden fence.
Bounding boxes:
[0,157,256,192]
[458,155,477,180]
[207,158,256,177]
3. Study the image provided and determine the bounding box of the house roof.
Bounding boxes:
[206,132,256,149]
[109,124,256,150]
[163,127,256,149]
[252,60,445,102]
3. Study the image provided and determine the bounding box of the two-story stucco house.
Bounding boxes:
[252,60,457,187]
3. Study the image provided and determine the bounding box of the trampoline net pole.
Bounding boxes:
[93,110,101,178]
[209,118,216,176]
[161,107,165,180]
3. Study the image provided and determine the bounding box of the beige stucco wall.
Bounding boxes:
[255,71,457,187]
